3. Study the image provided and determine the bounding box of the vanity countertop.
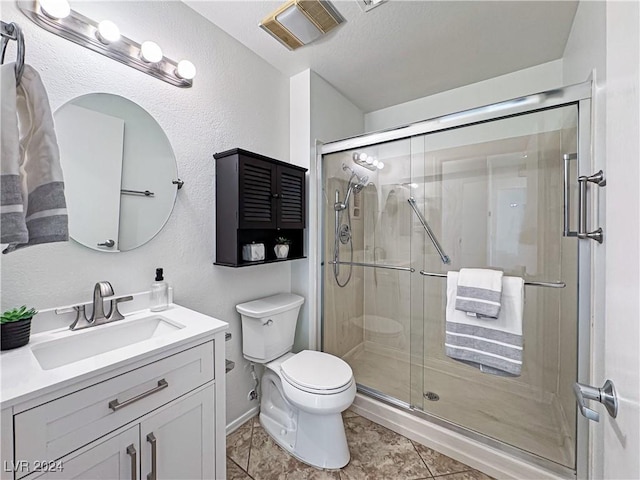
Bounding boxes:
[0,304,228,409]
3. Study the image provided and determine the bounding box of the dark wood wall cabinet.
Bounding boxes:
[214,148,307,267]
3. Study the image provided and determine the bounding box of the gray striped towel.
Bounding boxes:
[1,64,28,244]
[1,64,67,252]
[455,268,504,319]
[446,271,524,376]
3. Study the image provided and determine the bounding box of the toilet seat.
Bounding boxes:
[280,350,353,395]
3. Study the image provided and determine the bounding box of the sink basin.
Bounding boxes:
[31,316,184,370]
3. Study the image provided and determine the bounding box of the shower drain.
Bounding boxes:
[423,391,440,401]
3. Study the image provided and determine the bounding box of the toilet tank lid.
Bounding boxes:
[236,293,305,317]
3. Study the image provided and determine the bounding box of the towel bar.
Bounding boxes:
[327,260,414,272]
[419,271,566,288]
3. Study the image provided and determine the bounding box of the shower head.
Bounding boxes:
[342,164,368,188]
[352,175,368,192]
[334,167,369,211]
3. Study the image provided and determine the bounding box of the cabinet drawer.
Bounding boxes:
[14,342,214,478]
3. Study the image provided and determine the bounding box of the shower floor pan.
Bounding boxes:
[345,346,575,469]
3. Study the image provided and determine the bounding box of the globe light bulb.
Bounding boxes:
[140,41,163,63]
[360,152,368,162]
[96,20,120,44]
[176,60,196,80]
[372,158,379,167]
[39,0,71,19]
[377,161,385,170]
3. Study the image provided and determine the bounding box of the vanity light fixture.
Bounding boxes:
[352,152,383,171]
[17,0,195,87]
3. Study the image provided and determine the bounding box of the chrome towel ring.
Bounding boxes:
[1,20,25,86]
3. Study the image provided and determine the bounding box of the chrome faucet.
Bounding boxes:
[56,281,133,330]
[91,281,114,323]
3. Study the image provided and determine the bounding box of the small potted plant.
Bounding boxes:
[1,305,37,351]
[274,236,291,259]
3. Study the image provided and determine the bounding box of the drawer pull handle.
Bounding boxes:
[147,432,157,480]
[126,444,137,480]
[108,379,169,411]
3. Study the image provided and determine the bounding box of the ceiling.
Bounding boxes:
[185,1,579,113]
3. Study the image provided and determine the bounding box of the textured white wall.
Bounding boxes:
[290,70,364,351]
[364,60,564,133]
[0,1,290,426]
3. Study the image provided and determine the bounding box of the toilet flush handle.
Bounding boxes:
[263,319,273,326]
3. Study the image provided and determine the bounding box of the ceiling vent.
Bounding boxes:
[259,0,344,51]
[355,0,388,13]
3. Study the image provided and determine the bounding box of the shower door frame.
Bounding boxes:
[317,80,595,478]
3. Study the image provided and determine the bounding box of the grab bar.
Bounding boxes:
[327,260,414,273]
[419,270,565,288]
[407,197,450,264]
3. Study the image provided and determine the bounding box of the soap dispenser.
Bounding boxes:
[150,267,168,312]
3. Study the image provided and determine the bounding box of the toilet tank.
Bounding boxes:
[236,293,305,363]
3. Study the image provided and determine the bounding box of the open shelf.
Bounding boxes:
[214,255,307,268]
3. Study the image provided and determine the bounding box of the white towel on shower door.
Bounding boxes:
[455,268,504,318]
[445,271,524,376]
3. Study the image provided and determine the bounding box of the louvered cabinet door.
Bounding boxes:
[238,156,277,229]
[276,166,306,229]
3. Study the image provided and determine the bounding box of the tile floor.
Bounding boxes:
[226,410,495,480]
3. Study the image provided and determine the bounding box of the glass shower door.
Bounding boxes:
[322,139,416,404]
[410,106,579,468]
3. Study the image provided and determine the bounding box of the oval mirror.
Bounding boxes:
[55,93,179,252]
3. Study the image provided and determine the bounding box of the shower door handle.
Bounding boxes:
[577,170,605,243]
[562,153,578,237]
[573,379,618,422]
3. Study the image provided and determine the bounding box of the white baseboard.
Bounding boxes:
[226,406,259,435]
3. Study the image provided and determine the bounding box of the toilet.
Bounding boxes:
[236,293,356,469]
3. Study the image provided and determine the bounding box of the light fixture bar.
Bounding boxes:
[17,1,193,88]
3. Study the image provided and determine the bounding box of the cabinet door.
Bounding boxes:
[31,427,138,480]
[141,386,214,480]
[276,165,306,229]
[238,155,277,229]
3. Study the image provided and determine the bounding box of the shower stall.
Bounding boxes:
[320,82,596,476]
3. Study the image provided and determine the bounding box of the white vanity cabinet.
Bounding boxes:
[29,386,214,480]
[1,332,226,480]
[140,385,214,480]
[29,426,139,480]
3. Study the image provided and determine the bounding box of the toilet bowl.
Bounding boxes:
[236,294,356,469]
